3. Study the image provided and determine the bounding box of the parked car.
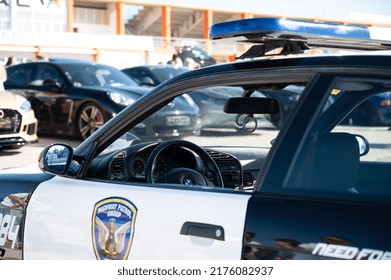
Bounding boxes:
[122,64,276,131]
[121,64,190,87]
[343,92,391,126]
[1,18,391,261]
[0,90,38,149]
[4,58,200,140]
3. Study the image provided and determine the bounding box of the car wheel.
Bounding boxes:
[76,102,107,140]
[353,101,378,126]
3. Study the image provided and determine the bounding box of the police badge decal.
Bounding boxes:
[92,197,137,260]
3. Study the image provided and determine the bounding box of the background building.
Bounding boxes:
[1,0,390,68]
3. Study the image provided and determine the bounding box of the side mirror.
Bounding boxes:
[139,76,156,86]
[43,79,62,90]
[354,134,370,156]
[38,143,73,174]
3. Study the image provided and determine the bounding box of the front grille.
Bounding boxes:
[0,109,22,134]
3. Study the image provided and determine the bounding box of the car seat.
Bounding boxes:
[309,132,359,192]
[294,132,360,193]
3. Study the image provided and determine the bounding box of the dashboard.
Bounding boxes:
[127,144,199,180]
[88,141,261,189]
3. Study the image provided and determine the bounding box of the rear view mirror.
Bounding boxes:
[224,97,280,114]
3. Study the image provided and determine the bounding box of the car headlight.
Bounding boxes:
[108,92,135,106]
[19,100,32,112]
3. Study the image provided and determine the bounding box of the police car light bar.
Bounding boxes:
[209,18,391,58]
[210,18,370,41]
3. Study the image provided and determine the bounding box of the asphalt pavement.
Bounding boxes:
[1,126,387,171]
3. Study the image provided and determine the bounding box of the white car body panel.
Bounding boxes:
[24,176,250,260]
[0,90,38,146]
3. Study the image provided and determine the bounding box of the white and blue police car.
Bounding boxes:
[1,17,391,260]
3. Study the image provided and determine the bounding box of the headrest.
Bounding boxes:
[307,133,360,192]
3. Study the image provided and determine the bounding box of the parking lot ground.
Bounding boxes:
[1,126,389,171]
[0,135,81,170]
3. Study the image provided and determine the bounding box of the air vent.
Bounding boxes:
[207,150,240,167]
[243,171,254,187]
[110,153,124,172]
[206,149,242,188]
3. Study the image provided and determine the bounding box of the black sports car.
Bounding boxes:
[4,58,200,140]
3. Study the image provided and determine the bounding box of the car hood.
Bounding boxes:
[0,90,27,108]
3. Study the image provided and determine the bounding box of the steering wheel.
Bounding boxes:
[145,140,224,188]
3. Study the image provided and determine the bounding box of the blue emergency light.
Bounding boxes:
[209,18,391,59]
[210,17,370,42]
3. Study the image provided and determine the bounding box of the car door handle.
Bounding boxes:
[180,221,225,241]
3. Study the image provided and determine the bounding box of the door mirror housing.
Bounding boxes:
[354,134,370,156]
[38,143,73,174]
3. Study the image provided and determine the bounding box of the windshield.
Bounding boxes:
[62,63,139,87]
[101,132,140,155]
[107,84,301,150]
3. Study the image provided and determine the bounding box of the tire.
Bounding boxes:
[76,102,107,140]
[353,102,378,126]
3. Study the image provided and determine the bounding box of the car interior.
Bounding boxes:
[42,73,391,201]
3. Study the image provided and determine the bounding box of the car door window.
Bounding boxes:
[5,64,33,86]
[31,64,63,85]
[283,76,391,200]
[88,78,307,193]
[129,70,148,83]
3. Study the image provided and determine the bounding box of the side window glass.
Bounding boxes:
[139,73,155,85]
[31,64,63,86]
[285,80,391,201]
[127,70,154,85]
[90,80,306,193]
[335,91,391,197]
[6,65,33,86]
[130,70,142,82]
